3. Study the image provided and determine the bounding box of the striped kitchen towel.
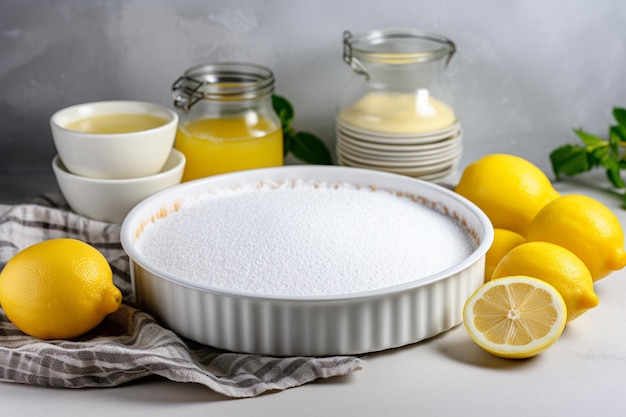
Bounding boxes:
[0,193,363,398]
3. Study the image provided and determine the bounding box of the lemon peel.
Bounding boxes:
[492,241,599,322]
[455,154,559,236]
[527,193,626,281]
[0,238,122,339]
[484,228,526,282]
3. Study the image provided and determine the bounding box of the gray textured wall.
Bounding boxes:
[1,0,625,195]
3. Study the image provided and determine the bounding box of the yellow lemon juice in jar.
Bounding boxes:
[175,115,283,182]
[172,63,283,182]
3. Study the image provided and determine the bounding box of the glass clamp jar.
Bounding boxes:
[336,28,462,182]
[171,62,283,182]
[338,28,459,136]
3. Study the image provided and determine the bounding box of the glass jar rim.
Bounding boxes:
[172,62,275,111]
[345,28,455,65]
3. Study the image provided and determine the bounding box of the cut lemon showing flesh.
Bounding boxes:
[463,276,567,359]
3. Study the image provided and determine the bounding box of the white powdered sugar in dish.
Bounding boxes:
[134,180,477,296]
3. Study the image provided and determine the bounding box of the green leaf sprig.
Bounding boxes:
[272,94,333,165]
[550,107,626,199]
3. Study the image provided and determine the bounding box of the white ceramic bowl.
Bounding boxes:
[121,165,492,356]
[50,100,178,179]
[53,149,185,223]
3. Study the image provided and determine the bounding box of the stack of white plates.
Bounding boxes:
[336,119,463,182]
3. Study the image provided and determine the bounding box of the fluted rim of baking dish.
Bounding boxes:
[120,165,493,302]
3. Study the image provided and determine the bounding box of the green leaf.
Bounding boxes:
[272,94,332,165]
[290,132,333,165]
[283,129,295,157]
[611,124,626,143]
[574,128,605,148]
[605,159,626,188]
[589,144,609,169]
[549,144,590,179]
[613,107,626,129]
[550,107,626,206]
[598,128,625,188]
[609,126,623,164]
[272,95,294,125]
[609,126,622,146]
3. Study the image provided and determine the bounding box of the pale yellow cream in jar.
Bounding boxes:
[338,90,456,134]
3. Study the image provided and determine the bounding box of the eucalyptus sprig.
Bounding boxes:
[272,95,333,165]
[550,107,626,202]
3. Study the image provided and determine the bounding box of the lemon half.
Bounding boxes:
[463,276,567,359]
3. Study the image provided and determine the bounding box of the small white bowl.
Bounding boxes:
[50,100,178,179]
[53,149,185,223]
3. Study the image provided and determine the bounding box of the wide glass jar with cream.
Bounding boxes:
[338,29,458,135]
[171,63,283,182]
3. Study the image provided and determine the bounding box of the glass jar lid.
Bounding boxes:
[343,28,456,78]
[172,62,275,111]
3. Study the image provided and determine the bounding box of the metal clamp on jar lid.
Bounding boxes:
[171,62,275,111]
[343,28,456,80]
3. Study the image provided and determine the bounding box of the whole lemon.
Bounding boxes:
[0,238,122,339]
[455,154,559,236]
[484,228,526,282]
[527,194,626,281]
[492,241,599,321]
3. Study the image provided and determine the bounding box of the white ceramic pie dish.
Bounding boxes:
[120,165,493,356]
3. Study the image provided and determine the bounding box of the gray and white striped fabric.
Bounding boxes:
[0,193,363,398]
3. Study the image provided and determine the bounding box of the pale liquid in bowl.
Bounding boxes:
[64,114,169,134]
